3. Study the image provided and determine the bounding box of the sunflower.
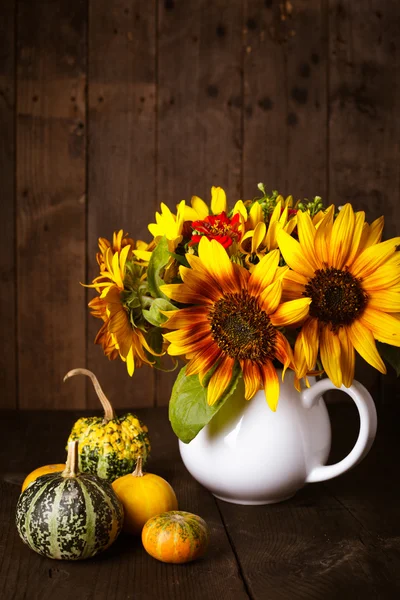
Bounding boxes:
[161,238,311,410]
[87,237,157,376]
[277,203,400,387]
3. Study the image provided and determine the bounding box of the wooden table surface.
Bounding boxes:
[1,402,400,600]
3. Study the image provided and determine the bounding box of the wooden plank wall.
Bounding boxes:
[0,0,16,408]
[1,0,399,410]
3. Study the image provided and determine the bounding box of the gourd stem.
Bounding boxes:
[63,368,115,422]
[132,456,144,477]
[62,441,79,478]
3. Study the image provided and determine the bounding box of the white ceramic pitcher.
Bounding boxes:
[179,371,377,505]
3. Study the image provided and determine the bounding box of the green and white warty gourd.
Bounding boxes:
[65,369,151,482]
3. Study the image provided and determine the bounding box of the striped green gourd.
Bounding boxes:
[15,441,124,560]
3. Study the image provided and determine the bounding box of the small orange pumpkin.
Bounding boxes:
[112,457,178,535]
[142,511,209,563]
[22,464,65,492]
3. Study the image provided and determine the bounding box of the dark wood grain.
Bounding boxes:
[156,0,243,404]
[87,0,157,409]
[285,0,328,198]
[0,409,249,600]
[243,0,287,196]
[243,0,327,199]
[0,0,16,409]
[16,0,87,409]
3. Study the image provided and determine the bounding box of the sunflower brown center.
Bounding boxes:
[304,267,368,331]
[208,291,277,361]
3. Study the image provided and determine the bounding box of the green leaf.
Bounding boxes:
[170,252,190,268]
[376,342,400,377]
[142,298,176,327]
[147,236,171,300]
[169,363,242,443]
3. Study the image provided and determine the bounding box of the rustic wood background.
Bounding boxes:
[0,0,399,410]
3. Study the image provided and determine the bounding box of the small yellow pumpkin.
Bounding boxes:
[112,457,178,534]
[22,464,65,492]
[142,511,209,563]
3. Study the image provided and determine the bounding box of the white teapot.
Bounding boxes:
[179,371,377,505]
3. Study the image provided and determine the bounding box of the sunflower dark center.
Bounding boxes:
[304,267,368,331]
[208,291,277,361]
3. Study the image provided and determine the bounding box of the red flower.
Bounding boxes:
[189,212,242,249]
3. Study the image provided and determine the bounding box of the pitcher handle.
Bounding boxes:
[302,378,377,483]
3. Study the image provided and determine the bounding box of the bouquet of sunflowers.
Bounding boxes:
[86,185,400,442]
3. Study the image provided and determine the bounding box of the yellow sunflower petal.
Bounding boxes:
[126,346,135,376]
[233,200,248,222]
[265,202,282,249]
[163,323,211,344]
[186,343,222,381]
[281,270,307,301]
[269,200,283,226]
[294,334,309,380]
[118,245,132,283]
[241,360,261,400]
[249,201,264,229]
[167,334,212,356]
[104,247,114,276]
[270,297,311,327]
[207,356,235,405]
[350,237,400,279]
[133,249,152,262]
[314,205,334,266]
[248,249,280,297]
[160,283,212,305]
[191,195,209,219]
[261,360,280,411]
[251,222,267,253]
[348,319,386,372]
[233,262,251,289]
[301,317,319,370]
[284,217,297,236]
[362,258,400,291]
[296,210,320,270]
[198,237,239,293]
[259,279,283,314]
[363,216,384,249]
[210,186,227,215]
[368,290,400,312]
[277,229,316,278]
[274,331,294,378]
[162,307,209,329]
[329,203,355,269]
[179,265,222,301]
[320,326,342,388]
[345,211,365,268]
[338,327,355,387]
[360,307,400,347]
[182,205,201,221]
